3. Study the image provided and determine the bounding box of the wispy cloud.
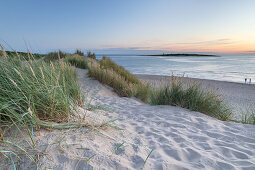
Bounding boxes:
[94,38,248,54]
[166,39,236,47]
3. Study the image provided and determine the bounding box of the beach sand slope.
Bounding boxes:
[1,69,254,170]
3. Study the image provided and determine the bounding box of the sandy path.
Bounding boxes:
[136,74,255,120]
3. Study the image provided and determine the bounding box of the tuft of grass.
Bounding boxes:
[64,54,88,69]
[150,77,231,121]
[44,50,67,61]
[88,62,134,97]
[100,56,141,85]
[133,83,152,103]
[241,107,255,124]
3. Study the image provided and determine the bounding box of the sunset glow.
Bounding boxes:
[1,0,255,54]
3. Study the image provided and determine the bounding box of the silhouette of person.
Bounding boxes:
[245,78,247,84]
[249,78,251,84]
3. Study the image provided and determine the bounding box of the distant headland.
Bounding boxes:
[139,53,220,57]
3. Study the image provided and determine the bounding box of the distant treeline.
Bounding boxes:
[140,53,220,57]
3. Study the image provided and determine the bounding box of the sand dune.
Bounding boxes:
[2,69,254,170]
[75,69,255,169]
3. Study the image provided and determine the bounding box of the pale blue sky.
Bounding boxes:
[0,0,255,54]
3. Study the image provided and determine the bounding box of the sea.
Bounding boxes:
[97,55,255,84]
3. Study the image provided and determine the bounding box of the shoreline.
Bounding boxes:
[135,74,255,120]
[135,73,255,86]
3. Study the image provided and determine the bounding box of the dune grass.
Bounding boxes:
[0,55,84,130]
[87,56,232,121]
[44,50,89,69]
[100,56,141,85]
[5,51,44,60]
[88,57,150,100]
[0,49,88,167]
[149,77,231,121]
[242,114,255,124]
[88,62,134,97]
[0,50,87,166]
[0,43,44,60]
[241,107,255,124]
[44,50,67,61]
[64,54,88,69]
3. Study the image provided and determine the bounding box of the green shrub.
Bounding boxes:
[65,54,88,69]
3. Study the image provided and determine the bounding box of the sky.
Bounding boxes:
[0,0,255,55]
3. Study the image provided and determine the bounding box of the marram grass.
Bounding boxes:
[88,62,134,97]
[64,54,88,69]
[100,56,141,85]
[149,77,232,121]
[0,57,83,125]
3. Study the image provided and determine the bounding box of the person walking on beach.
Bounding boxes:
[249,78,251,84]
[245,78,247,84]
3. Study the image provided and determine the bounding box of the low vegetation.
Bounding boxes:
[6,50,231,121]
[88,57,150,101]
[0,43,45,60]
[0,46,87,167]
[64,54,88,69]
[44,50,67,61]
[87,56,232,121]
[44,50,90,69]
[0,57,83,126]
[88,62,134,97]
[241,107,255,125]
[100,56,141,84]
[149,78,231,121]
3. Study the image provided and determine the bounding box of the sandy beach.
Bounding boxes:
[136,74,255,120]
[2,69,255,169]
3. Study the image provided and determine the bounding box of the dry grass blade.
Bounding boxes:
[0,43,7,59]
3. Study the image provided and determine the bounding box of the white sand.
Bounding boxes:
[1,69,255,169]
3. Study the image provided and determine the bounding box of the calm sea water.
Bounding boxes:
[97,55,255,83]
